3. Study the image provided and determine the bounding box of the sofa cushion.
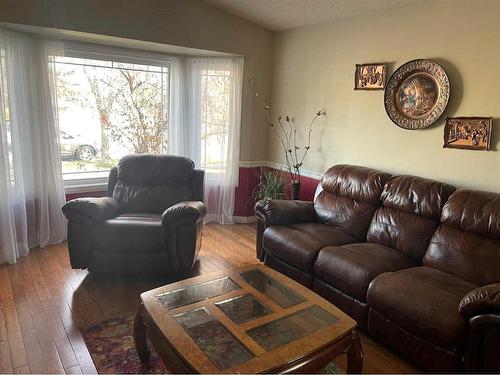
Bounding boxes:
[440,189,500,240]
[113,182,193,214]
[263,223,356,272]
[314,165,391,240]
[423,189,500,286]
[113,154,195,214]
[367,266,477,350]
[380,175,455,220]
[92,214,164,255]
[313,243,415,302]
[117,154,194,185]
[367,175,455,263]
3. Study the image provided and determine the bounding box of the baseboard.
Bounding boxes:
[233,215,257,224]
[204,214,256,224]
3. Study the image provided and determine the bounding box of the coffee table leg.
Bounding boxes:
[346,330,363,373]
[134,304,150,363]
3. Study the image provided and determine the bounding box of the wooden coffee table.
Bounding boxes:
[134,264,362,373]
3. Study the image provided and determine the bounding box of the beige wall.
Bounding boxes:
[0,0,273,162]
[270,0,500,192]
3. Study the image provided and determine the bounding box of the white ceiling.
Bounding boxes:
[205,0,421,31]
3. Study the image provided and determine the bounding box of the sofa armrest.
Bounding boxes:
[162,201,207,228]
[464,314,500,372]
[162,201,207,274]
[254,199,317,227]
[254,199,317,261]
[62,197,120,223]
[459,283,500,319]
[62,197,120,270]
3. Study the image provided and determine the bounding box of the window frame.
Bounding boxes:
[54,42,173,192]
[193,61,236,185]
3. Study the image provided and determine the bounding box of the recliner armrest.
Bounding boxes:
[162,201,207,228]
[459,283,500,319]
[255,198,317,227]
[62,197,121,223]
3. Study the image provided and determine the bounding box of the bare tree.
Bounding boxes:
[108,69,165,154]
[82,66,167,156]
[84,67,118,160]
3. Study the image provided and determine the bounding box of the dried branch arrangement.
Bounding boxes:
[250,79,326,183]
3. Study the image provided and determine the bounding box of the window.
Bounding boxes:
[200,68,231,175]
[53,52,169,184]
[52,45,242,191]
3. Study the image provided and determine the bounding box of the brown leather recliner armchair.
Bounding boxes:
[62,154,206,276]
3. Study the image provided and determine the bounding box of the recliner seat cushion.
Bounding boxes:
[314,243,415,301]
[113,182,193,214]
[92,214,164,255]
[423,189,500,286]
[117,154,194,185]
[367,266,476,350]
[314,165,391,240]
[424,225,500,286]
[367,207,444,263]
[367,175,455,263]
[262,223,356,272]
[112,154,196,214]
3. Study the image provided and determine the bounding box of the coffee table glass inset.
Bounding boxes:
[156,276,239,310]
[135,264,362,373]
[247,304,339,350]
[174,307,254,370]
[215,293,273,324]
[240,268,306,308]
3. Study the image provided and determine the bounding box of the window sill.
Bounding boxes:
[64,177,108,194]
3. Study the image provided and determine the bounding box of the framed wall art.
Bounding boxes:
[384,59,450,129]
[354,63,386,90]
[443,117,493,151]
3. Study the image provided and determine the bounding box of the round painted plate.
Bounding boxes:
[384,59,450,129]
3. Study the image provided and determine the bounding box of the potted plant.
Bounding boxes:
[255,166,286,200]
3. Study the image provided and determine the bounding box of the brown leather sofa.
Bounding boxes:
[255,164,500,372]
[62,154,206,277]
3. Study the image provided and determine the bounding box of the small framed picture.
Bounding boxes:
[354,63,386,90]
[443,117,493,151]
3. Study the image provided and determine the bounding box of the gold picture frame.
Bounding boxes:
[354,63,386,90]
[443,117,493,151]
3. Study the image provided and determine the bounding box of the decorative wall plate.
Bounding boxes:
[384,59,450,129]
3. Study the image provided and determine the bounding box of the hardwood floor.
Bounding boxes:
[0,223,418,374]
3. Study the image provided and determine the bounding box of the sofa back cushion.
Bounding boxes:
[423,189,500,285]
[314,164,391,241]
[112,154,195,214]
[367,175,455,263]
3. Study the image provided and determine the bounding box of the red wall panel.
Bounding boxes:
[234,166,261,217]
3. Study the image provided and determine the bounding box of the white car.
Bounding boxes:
[60,131,99,161]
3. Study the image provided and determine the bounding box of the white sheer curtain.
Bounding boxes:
[171,56,244,224]
[0,28,66,264]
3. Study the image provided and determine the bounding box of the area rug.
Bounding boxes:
[83,313,167,374]
[83,313,341,374]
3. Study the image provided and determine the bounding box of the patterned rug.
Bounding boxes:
[82,313,341,374]
[83,313,167,374]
